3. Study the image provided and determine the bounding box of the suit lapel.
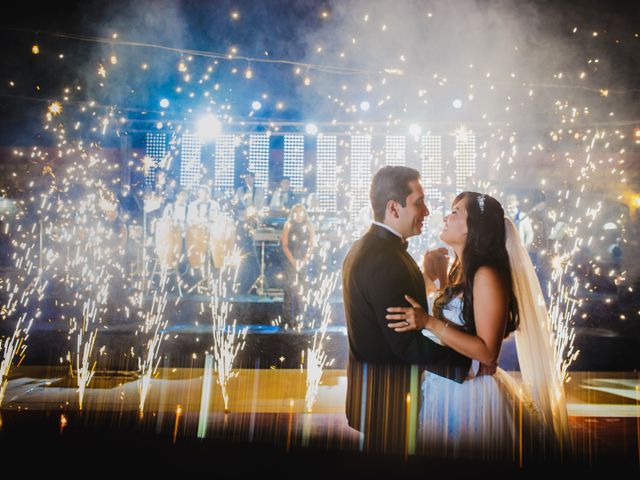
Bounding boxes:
[368,224,426,308]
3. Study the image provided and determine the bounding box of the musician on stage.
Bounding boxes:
[234,171,266,217]
[506,194,534,250]
[188,185,220,225]
[233,172,266,291]
[281,204,315,326]
[99,190,127,250]
[117,183,140,225]
[144,170,175,237]
[305,191,320,213]
[269,177,295,212]
[162,188,189,227]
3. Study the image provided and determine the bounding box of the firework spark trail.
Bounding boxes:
[484,126,616,383]
[542,130,607,383]
[75,299,98,410]
[1,280,21,320]
[210,246,246,413]
[14,131,166,414]
[547,269,580,383]
[302,267,339,413]
[137,285,169,414]
[304,346,327,413]
[36,167,126,412]
[0,312,33,406]
[276,226,345,410]
[0,219,46,406]
[8,115,164,413]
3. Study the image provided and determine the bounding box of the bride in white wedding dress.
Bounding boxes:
[386,192,572,462]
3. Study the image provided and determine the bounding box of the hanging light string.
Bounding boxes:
[1,26,393,77]
[4,27,640,96]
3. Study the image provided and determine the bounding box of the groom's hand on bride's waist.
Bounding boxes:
[476,362,497,377]
[386,295,430,331]
[464,362,497,381]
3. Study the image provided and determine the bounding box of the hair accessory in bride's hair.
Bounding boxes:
[477,194,486,214]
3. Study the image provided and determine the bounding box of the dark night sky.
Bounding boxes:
[0,0,638,147]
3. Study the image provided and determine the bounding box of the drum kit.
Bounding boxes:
[149,207,345,296]
[208,215,237,269]
[154,219,182,270]
[150,215,237,287]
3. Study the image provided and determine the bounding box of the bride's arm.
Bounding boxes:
[422,248,449,295]
[423,271,439,295]
[387,266,507,366]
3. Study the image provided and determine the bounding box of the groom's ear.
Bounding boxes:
[387,200,400,219]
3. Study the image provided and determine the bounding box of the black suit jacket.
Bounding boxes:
[342,224,471,452]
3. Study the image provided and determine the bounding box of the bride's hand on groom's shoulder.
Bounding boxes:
[386,295,433,332]
[423,248,449,284]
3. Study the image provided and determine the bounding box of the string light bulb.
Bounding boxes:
[48,101,62,116]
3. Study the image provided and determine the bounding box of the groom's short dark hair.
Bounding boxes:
[370,166,421,222]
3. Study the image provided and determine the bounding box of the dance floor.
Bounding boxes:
[0,367,638,475]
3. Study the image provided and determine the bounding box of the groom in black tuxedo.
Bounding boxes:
[342,166,471,454]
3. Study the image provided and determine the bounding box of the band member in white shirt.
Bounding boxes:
[187,185,220,225]
[162,188,189,227]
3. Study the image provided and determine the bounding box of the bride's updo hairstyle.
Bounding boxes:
[433,192,519,338]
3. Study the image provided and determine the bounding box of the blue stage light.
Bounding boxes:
[316,135,337,212]
[284,134,304,191]
[196,114,221,142]
[385,135,405,166]
[160,98,170,108]
[408,124,422,136]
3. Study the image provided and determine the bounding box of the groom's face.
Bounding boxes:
[396,180,429,238]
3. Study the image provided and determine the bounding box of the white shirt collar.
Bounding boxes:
[372,221,404,241]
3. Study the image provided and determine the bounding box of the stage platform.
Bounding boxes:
[7,319,640,372]
[0,367,638,475]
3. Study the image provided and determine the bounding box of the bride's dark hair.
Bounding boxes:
[433,192,519,338]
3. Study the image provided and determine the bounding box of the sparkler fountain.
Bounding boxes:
[0,312,33,407]
[74,299,98,411]
[302,268,339,413]
[209,245,246,413]
[137,284,169,415]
